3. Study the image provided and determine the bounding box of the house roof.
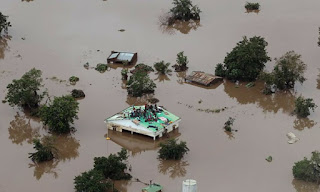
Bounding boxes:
[142,184,163,192]
[185,71,222,86]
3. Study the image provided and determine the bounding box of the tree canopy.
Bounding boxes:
[127,71,156,97]
[260,51,306,92]
[93,148,131,180]
[39,95,79,134]
[158,139,189,160]
[28,138,56,163]
[74,169,111,192]
[294,96,317,118]
[0,12,11,34]
[154,60,172,74]
[5,68,46,111]
[169,0,201,21]
[293,151,320,183]
[215,36,271,81]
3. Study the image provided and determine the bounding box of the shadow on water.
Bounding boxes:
[126,94,156,106]
[29,135,80,180]
[224,81,296,114]
[154,74,171,83]
[107,129,181,156]
[176,71,186,84]
[293,118,317,131]
[158,159,189,179]
[8,113,41,145]
[0,35,11,59]
[160,20,201,35]
[292,179,319,192]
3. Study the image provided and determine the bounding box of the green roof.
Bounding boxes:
[142,184,163,192]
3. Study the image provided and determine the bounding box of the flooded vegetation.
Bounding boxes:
[1,0,320,191]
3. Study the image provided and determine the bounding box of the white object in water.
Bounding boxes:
[287,132,299,144]
[182,179,197,192]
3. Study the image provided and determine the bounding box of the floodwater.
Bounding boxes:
[1,0,320,191]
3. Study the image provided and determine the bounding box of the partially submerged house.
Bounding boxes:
[105,105,181,140]
[142,183,163,192]
[107,51,137,65]
[185,71,222,86]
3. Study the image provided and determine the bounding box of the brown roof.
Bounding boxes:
[185,71,222,86]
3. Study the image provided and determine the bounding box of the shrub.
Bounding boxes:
[215,63,226,77]
[131,63,154,74]
[28,138,56,162]
[215,36,271,81]
[95,63,109,73]
[121,68,128,80]
[69,76,79,85]
[224,117,235,132]
[154,61,172,74]
[173,51,189,72]
[293,151,320,183]
[158,139,189,160]
[71,89,85,98]
[294,96,317,118]
[93,148,131,180]
[74,169,111,192]
[127,71,156,97]
[5,68,47,111]
[0,12,11,34]
[245,2,260,11]
[170,0,201,21]
[39,95,79,134]
[260,51,306,91]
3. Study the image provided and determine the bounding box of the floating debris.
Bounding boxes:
[71,89,85,98]
[246,82,255,88]
[197,107,228,114]
[266,156,273,162]
[69,76,79,85]
[83,62,89,69]
[118,29,125,32]
[287,132,299,144]
[21,37,25,40]
[95,63,109,73]
[2,100,6,103]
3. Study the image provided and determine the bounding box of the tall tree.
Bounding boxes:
[74,169,111,192]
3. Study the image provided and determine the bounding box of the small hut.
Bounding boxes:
[185,71,222,86]
[107,51,137,65]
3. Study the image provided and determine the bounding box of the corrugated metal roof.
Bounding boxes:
[185,71,222,86]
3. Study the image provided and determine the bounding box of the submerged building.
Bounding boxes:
[105,105,181,140]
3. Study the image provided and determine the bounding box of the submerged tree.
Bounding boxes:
[215,36,271,81]
[5,68,47,112]
[293,151,320,183]
[294,96,317,118]
[169,0,201,22]
[154,60,172,74]
[260,51,306,93]
[224,117,235,132]
[39,95,79,134]
[28,138,57,163]
[93,148,132,180]
[127,71,156,97]
[158,139,189,160]
[245,2,260,11]
[0,12,11,34]
[173,51,189,72]
[74,169,111,192]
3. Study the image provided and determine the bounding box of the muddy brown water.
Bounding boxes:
[1,0,320,191]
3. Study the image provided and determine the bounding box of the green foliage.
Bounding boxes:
[261,51,306,91]
[133,63,154,74]
[69,76,79,85]
[0,12,11,34]
[127,71,156,97]
[74,169,111,192]
[294,96,317,118]
[215,36,271,81]
[5,68,46,111]
[95,63,109,73]
[71,89,85,98]
[224,117,235,132]
[28,138,56,162]
[170,0,201,21]
[121,68,128,76]
[39,95,79,134]
[154,60,172,74]
[93,148,131,180]
[215,63,226,77]
[293,151,320,183]
[173,51,189,71]
[158,139,189,160]
[245,2,260,10]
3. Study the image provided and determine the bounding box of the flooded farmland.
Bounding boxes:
[1,0,320,191]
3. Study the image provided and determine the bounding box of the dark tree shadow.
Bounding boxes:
[224,131,235,140]
[126,94,156,105]
[293,118,317,131]
[292,179,319,192]
[158,159,189,179]
[176,71,187,84]
[29,160,59,180]
[160,20,201,35]
[0,35,11,59]
[8,113,40,145]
